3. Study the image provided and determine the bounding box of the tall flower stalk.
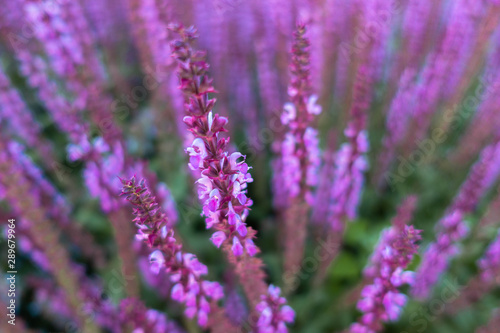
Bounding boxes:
[363,196,418,281]
[120,176,224,328]
[169,24,294,328]
[278,24,322,285]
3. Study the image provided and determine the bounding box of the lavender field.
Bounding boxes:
[1,0,500,332]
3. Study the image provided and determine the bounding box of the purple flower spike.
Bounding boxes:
[274,24,322,207]
[169,24,258,257]
[121,176,223,328]
[170,22,292,322]
[351,226,421,333]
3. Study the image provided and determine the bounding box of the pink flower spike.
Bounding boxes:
[121,177,222,328]
[256,284,295,331]
[351,225,421,332]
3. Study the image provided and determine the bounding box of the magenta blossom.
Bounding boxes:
[256,285,295,333]
[352,226,421,333]
[170,24,258,257]
[121,176,223,328]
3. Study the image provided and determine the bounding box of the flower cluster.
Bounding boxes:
[169,24,257,258]
[256,285,295,333]
[364,196,418,280]
[352,226,421,333]
[121,176,223,327]
[24,0,84,79]
[277,24,322,204]
[327,127,369,231]
[169,23,293,330]
[320,61,372,233]
[4,0,500,331]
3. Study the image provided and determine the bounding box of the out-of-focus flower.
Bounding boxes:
[256,285,295,333]
[352,226,421,333]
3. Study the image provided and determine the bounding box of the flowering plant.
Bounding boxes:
[2,1,500,332]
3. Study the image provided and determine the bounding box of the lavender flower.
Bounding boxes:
[14,49,87,142]
[23,0,84,79]
[252,0,281,120]
[327,127,369,231]
[29,271,123,333]
[278,24,322,283]
[351,226,421,333]
[83,139,129,213]
[8,141,106,268]
[451,137,500,212]
[364,196,418,280]
[169,24,257,257]
[325,64,371,233]
[256,285,295,333]
[170,23,292,325]
[277,24,322,204]
[400,0,434,68]
[121,176,223,328]
[3,1,500,331]
[23,0,122,142]
[451,33,500,164]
